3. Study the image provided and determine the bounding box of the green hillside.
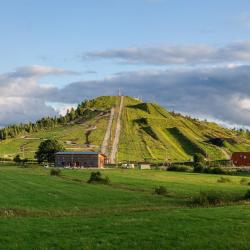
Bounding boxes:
[1,95,250,162]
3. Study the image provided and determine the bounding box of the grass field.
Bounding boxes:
[1,164,250,249]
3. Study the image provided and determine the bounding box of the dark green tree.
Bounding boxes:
[35,139,65,164]
[193,153,206,173]
[13,154,22,164]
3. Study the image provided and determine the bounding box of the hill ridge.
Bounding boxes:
[0,95,250,162]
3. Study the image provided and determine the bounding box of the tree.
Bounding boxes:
[193,153,206,173]
[13,154,21,164]
[35,139,65,164]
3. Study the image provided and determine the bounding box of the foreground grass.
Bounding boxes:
[0,166,250,249]
[1,206,250,250]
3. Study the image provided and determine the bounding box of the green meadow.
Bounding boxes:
[0,165,250,249]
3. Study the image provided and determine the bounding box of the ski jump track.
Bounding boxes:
[100,107,115,156]
[110,96,124,164]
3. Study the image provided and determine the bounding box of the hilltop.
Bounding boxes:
[1,95,250,162]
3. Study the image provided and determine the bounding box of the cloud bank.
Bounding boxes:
[1,64,250,128]
[55,65,250,127]
[0,65,74,126]
[83,41,250,65]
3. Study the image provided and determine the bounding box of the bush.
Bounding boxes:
[155,186,168,195]
[217,177,231,183]
[13,154,21,164]
[193,153,205,164]
[167,165,191,172]
[210,167,227,175]
[193,153,206,173]
[203,167,227,175]
[191,190,234,206]
[87,171,110,185]
[240,178,249,185]
[244,190,250,199]
[50,168,61,176]
[193,162,205,173]
[14,155,29,166]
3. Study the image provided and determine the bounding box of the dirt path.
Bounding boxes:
[100,108,115,156]
[110,96,124,164]
[221,148,230,160]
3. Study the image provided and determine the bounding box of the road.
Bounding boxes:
[100,107,115,156]
[110,96,124,164]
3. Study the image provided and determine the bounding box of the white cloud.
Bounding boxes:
[239,98,250,110]
[0,97,57,125]
[8,65,78,78]
[47,102,77,116]
[2,64,250,128]
[83,41,250,65]
[0,65,75,126]
[55,65,250,127]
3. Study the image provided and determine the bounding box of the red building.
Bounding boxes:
[231,152,250,166]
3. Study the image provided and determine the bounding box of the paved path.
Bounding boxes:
[100,107,115,156]
[110,96,124,164]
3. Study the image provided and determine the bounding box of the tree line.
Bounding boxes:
[0,100,100,140]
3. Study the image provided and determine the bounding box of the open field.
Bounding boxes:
[0,165,250,249]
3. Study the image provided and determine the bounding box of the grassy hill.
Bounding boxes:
[1,95,250,162]
[0,165,250,249]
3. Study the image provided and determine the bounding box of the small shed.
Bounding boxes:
[122,163,135,169]
[139,164,151,170]
[55,152,106,168]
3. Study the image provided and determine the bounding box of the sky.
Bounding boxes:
[1,0,250,127]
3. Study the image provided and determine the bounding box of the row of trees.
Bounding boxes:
[0,100,98,140]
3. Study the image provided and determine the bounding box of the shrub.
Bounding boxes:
[50,168,61,176]
[87,171,110,185]
[210,167,227,175]
[155,186,168,195]
[193,153,205,165]
[191,190,236,206]
[22,158,28,165]
[193,163,205,173]
[203,167,227,175]
[193,153,206,173]
[13,154,21,164]
[217,177,231,183]
[244,190,250,199]
[167,165,191,172]
[240,178,249,185]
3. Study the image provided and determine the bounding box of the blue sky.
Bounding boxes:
[1,0,250,127]
[1,0,250,77]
